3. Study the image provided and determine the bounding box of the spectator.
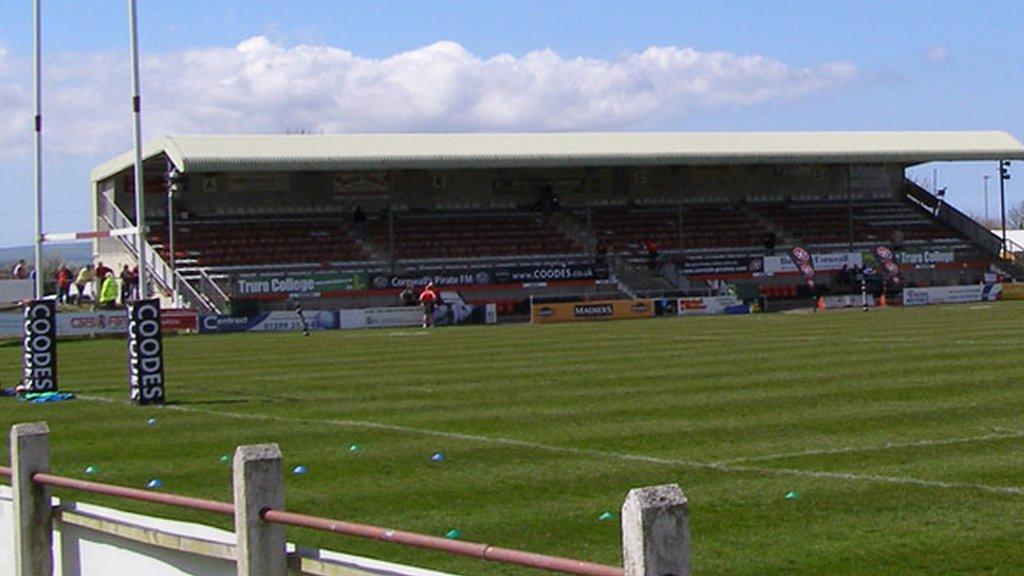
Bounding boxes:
[73,264,94,306]
[12,259,27,279]
[537,185,559,214]
[55,264,73,304]
[98,271,119,309]
[644,239,659,271]
[763,232,777,255]
[352,205,367,240]
[400,285,416,306]
[127,265,140,300]
[593,236,606,266]
[119,264,132,303]
[94,261,112,301]
[418,282,438,328]
[95,261,112,283]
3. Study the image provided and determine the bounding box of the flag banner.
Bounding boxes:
[787,246,816,289]
[872,245,903,288]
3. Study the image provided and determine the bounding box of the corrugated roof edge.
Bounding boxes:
[90,136,187,183]
[91,131,1024,181]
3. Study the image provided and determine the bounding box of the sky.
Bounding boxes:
[0,0,1022,248]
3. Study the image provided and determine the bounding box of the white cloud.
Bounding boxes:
[0,37,860,160]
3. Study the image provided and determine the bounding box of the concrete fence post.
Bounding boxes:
[233,443,286,576]
[11,422,53,576]
[621,484,691,576]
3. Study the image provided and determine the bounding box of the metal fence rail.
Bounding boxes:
[3,440,662,576]
[30,472,234,516]
[262,508,622,576]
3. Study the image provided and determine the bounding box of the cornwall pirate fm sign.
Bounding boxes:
[128,299,165,404]
[22,299,58,392]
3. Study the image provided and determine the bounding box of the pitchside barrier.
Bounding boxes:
[530,298,656,324]
[1,304,494,338]
[1002,283,1024,300]
[676,295,750,316]
[1,423,691,576]
[902,283,1003,307]
[529,295,754,324]
[0,309,198,339]
[820,295,876,310]
[199,303,498,334]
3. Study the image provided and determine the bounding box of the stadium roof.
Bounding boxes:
[92,131,1024,180]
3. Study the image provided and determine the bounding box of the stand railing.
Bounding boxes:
[196,268,230,312]
[904,180,1003,257]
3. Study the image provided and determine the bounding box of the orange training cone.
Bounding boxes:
[817,296,826,311]
[879,293,887,307]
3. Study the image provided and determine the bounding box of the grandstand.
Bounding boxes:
[88,131,1024,314]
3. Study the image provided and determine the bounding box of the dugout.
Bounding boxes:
[89,131,1024,313]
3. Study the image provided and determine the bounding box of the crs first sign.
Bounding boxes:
[128,299,165,405]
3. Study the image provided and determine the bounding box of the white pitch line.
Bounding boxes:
[716,430,1024,465]
[76,395,1024,497]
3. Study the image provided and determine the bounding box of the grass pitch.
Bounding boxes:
[2,302,1023,575]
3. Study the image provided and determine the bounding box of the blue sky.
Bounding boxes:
[0,0,1022,247]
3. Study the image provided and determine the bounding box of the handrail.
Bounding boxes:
[198,268,230,311]
[4,465,622,576]
[263,509,622,576]
[31,472,234,516]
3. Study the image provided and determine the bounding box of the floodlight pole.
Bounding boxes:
[32,0,43,298]
[129,0,148,299]
[167,185,177,306]
[999,159,1007,255]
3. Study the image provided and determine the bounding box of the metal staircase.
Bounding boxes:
[608,254,679,297]
[98,194,220,313]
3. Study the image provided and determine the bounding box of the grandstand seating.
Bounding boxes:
[145,197,964,271]
[366,212,581,260]
[590,204,773,251]
[749,199,959,247]
[148,219,369,267]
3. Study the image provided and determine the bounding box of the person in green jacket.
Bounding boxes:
[98,272,120,309]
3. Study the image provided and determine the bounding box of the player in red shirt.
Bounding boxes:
[418,283,438,328]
